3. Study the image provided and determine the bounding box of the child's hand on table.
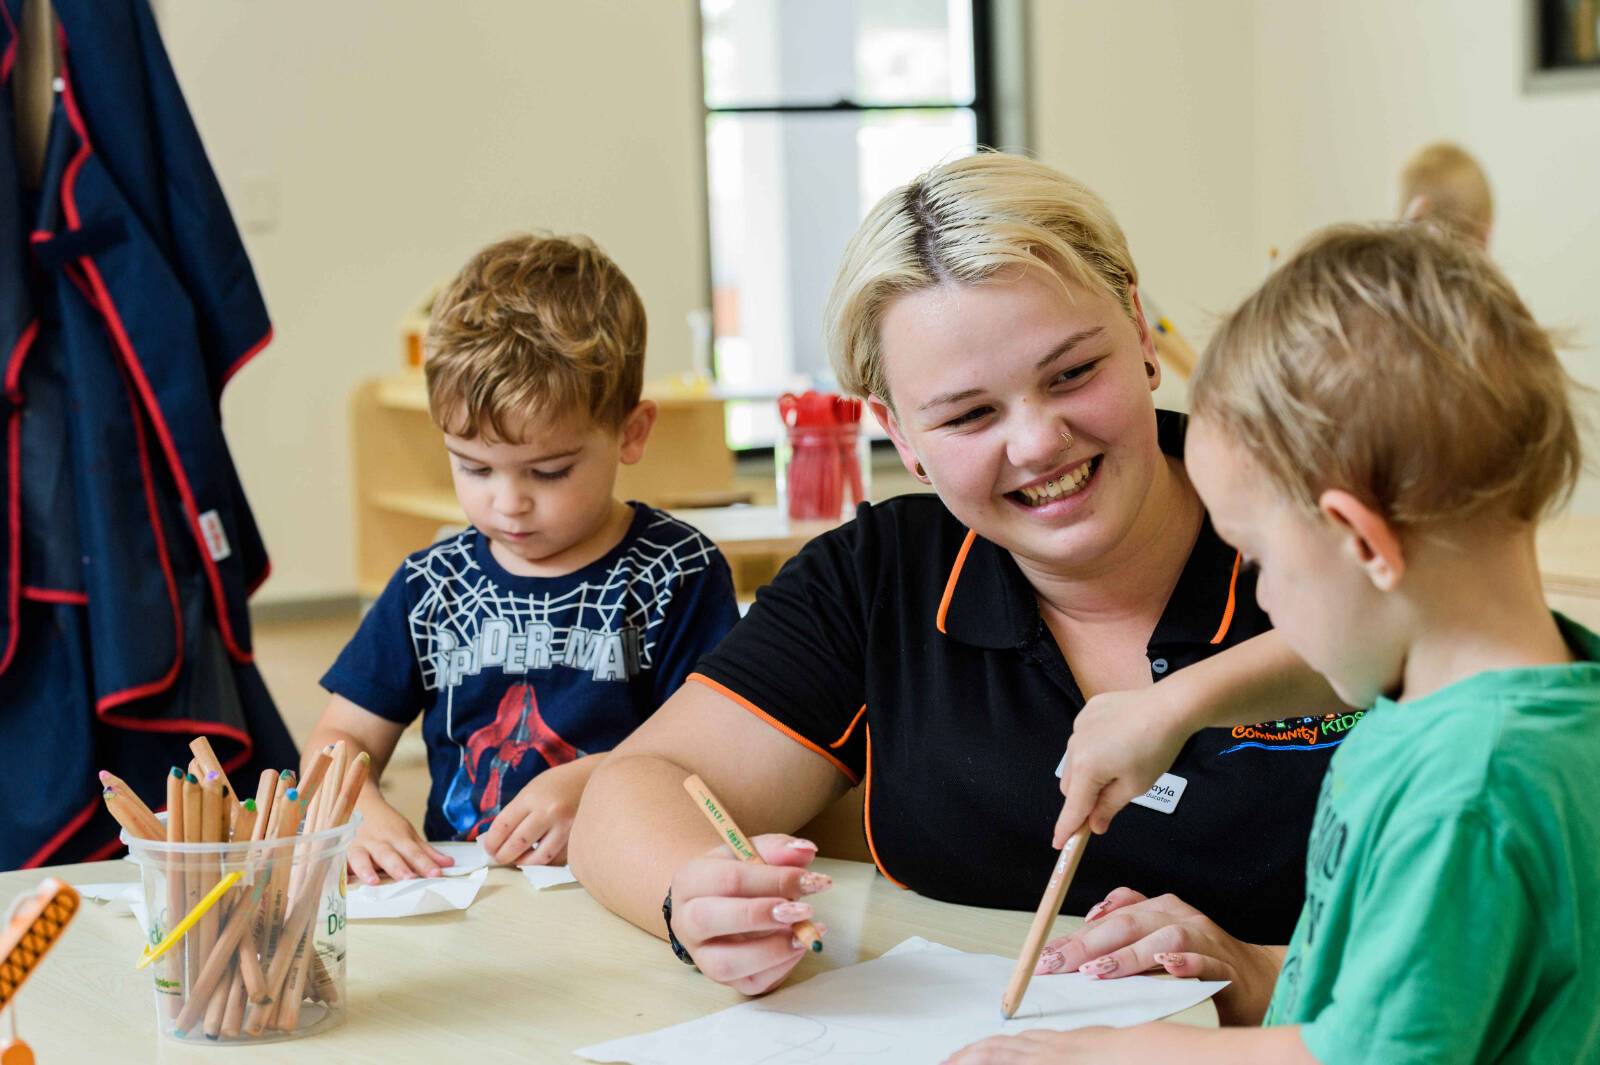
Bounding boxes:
[1035,888,1282,1027]
[1053,685,1193,846]
[480,756,596,866]
[348,796,456,885]
[667,833,832,996]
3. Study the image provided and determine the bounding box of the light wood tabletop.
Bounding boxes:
[1,858,1215,1062]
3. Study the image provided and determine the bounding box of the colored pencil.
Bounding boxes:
[1000,824,1092,1018]
[681,774,823,953]
[161,767,185,1019]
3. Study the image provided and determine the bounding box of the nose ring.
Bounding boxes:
[1059,426,1073,449]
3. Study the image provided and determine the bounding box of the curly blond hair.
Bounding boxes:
[425,233,646,440]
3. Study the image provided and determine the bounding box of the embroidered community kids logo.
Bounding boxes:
[1217,710,1365,756]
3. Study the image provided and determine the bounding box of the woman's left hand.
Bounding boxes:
[1036,888,1282,1026]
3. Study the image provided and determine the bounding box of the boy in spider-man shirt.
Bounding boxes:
[309,234,736,884]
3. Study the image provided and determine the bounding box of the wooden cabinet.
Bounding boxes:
[350,374,736,598]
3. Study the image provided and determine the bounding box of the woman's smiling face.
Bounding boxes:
[873,266,1165,573]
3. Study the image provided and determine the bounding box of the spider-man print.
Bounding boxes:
[459,684,583,838]
[324,508,739,842]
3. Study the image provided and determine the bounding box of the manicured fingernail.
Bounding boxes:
[772,901,813,922]
[1153,952,1177,966]
[1079,956,1117,976]
[1084,900,1110,922]
[787,839,818,852]
[1034,949,1063,975]
[799,872,832,895]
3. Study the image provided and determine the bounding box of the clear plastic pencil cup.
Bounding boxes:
[775,423,870,522]
[123,814,358,1044]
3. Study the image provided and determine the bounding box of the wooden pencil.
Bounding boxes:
[202,955,232,1039]
[189,737,238,813]
[681,774,824,954]
[220,970,246,1038]
[98,771,164,837]
[251,769,277,835]
[181,772,202,991]
[197,773,223,965]
[100,787,162,842]
[161,767,186,1019]
[1000,823,1092,1019]
[244,753,368,1035]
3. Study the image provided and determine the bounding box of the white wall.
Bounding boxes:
[1030,0,1600,515]
[1027,0,1262,414]
[1253,0,1600,515]
[160,2,707,604]
[164,1,1598,604]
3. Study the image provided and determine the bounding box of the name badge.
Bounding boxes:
[1128,772,1188,815]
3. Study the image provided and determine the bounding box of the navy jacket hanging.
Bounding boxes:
[0,0,297,869]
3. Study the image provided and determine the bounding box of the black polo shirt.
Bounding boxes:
[692,411,1348,944]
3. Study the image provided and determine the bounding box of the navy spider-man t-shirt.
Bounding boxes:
[321,503,738,841]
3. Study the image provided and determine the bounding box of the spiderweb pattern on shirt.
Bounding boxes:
[404,512,720,692]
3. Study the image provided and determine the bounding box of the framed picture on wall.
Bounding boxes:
[1527,0,1600,90]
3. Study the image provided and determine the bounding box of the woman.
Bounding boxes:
[569,152,1341,996]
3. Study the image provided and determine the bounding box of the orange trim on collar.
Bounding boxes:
[685,673,861,785]
[1209,552,1242,645]
[863,726,908,890]
[830,704,868,749]
[935,529,978,634]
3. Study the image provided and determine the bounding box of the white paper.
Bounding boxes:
[576,937,1225,1065]
[346,867,487,918]
[71,881,152,936]
[519,864,579,890]
[427,840,493,876]
[72,881,144,910]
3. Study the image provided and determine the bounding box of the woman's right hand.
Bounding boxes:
[1035,888,1283,1026]
[347,796,456,885]
[667,833,833,995]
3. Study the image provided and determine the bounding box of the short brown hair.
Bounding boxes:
[1193,223,1584,529]
[825,151,1138,403]
[425,233,646,440]
[1398,142,1493,243]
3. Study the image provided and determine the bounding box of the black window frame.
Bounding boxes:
[696,0,1000,407]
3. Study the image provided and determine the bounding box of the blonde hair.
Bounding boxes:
[825,152,1138,402]
[425,233,646,440]
[1193,223,1583,529]
[1397,142,1493,243]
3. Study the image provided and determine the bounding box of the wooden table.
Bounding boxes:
[1,859,1214,1062]
[667,505,843,598]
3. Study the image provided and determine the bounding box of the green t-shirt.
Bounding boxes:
[1263,614,1600,1064]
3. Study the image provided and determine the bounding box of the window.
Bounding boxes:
[700,0,999,448]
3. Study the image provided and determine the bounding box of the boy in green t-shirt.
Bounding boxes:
[948,224,1598,1064]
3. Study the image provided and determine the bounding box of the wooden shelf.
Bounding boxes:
[352,374,741,597]
[1538,515,1600,598]
[371,489,464,524]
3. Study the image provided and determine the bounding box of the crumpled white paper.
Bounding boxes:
[346,867,488,918]
[426,840,492,876]
[428,837,577,889]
